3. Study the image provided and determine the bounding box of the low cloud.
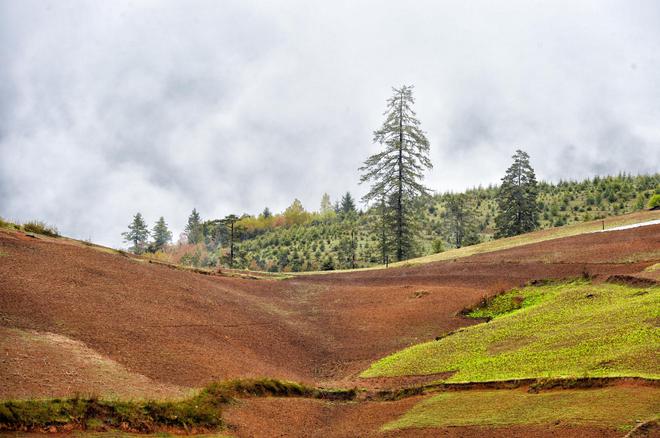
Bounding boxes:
[1,0,659,247]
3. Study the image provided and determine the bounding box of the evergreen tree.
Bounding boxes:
[337,211,358,268]
[185,208,203,244]
[367,191,394,265]
[284,199,309,225]
[262,207,272,218]
[340,192,357,215]
[360,85,432,261]
[495,150,540,238]
[321,255,336,271]
[151,216,172,251]
[122,212,150,254]
[443,194,479,248]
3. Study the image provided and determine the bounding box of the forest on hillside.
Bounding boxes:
[137,172,658,272]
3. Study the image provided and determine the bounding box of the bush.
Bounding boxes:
[648,194,660,209]
[0,217,19,229]
[22,221,59,237]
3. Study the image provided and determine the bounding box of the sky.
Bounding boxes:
[1,0,659,248]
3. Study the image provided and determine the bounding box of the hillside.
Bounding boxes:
[363,280,659,381]
[163,173,659,272]
[1,211,658,436]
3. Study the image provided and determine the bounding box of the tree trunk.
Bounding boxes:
[230,222,234,268]
[397,94,404,261]
[381,197,387,264]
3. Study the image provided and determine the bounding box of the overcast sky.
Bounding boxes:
[1,0,659,247]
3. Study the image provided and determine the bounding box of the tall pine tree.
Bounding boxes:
[151,216,172,251]
[185,208,203,244]
[494,149,540,238]
[443,194,479,248]
[122,212,150,254]
[340,192,357,215]
[360,85,432,261]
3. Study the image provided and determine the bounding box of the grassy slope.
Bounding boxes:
[362,281,659,381]
[383,386,659,431]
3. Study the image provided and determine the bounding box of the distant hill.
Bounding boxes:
[163,173,659,272]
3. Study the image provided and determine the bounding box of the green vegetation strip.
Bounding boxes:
[0,379,355,433]
[363,280,659,381]
[383,386,659,431]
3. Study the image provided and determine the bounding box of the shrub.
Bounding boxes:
[0,217,18,229]
[431,239,444,254]
[22,221,59,237]
[648,194,660,209]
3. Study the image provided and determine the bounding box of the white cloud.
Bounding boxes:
[1,0,659,247]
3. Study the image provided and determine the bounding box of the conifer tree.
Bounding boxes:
[368,191,394,265]
[151,216,172,251]
[338,210,358,268]
[494,150,540,238]
[443,194,479,248]
[340,192,357,215]
[360,85,432,261]
[122,212,150,254]
[185,208,203,244]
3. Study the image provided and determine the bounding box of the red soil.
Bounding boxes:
[223,396,631,438]
[1,223,658,436]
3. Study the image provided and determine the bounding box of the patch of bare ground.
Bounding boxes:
[222,396,630,438]
[0,327,186,400]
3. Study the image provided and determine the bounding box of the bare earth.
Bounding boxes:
[1,221,659,436]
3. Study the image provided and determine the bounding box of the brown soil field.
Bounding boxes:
[1,220,659,436]
[223,395,641,438]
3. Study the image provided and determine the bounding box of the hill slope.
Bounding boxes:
[1,214,658,436]
[162,173,660,272]
[1,213,658,396]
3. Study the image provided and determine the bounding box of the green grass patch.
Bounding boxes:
[645,263,660,272]
[0,217,20,230]
[465,286,550,320]
[382,386,659,431]
[0,394,222,432]
[22,220,59,237]
[362,280,660,381]
[0,378,355,433]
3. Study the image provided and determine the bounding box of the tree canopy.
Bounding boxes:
[360,85,432,261]
[151,216,172,251]
[185,208,203,244]
[122,212,150,254]
[495,150,540,238]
